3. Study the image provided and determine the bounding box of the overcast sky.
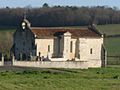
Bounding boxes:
[0,0,120,8]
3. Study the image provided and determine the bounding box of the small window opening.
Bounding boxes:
[70,41,73,53]
[48,45,50,52]
[90,48,92,54]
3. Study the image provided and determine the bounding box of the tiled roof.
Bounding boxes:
[31,27,101,38]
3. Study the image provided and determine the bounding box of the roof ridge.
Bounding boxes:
[31,27,87,30]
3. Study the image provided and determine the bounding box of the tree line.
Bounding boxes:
[0,4,120,27]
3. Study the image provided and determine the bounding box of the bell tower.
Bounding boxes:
[21,13,31,30]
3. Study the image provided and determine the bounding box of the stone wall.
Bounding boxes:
[13,61,88,69]
[0,57,4,66]
[79,37,103,61]
[0,61,3,66]
[35,38,54,58]
[88,59,101,68]
[50,58,67,61]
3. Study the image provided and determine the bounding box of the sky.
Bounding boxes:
[0,0,120,8]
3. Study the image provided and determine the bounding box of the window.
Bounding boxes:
[70,41,73,53]
[48,45,50,52]
[90,48,92,54]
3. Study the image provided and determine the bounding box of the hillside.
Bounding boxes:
[97,24,120,56]
[0,6,120,27]
[97,24,120,36]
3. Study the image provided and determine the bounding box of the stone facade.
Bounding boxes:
[13,61,88,69]
[11,18,106,68]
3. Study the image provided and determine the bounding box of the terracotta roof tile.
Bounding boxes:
[31,27,101,38]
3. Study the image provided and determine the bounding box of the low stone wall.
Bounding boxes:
[0,61,3,66]
[13,61,88,69]
[0,57,4,66]
[50,58,67,61]
[88,59,101,68]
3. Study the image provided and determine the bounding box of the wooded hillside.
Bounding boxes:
[0,4,120,27]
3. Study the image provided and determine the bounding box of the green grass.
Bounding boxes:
[97,24,120,56]
[97,24,120,35]
[104,37,120,56]
[97,24,120,64]
[104,37,120,65]
[63,24,120,36]
[0,67,119,90]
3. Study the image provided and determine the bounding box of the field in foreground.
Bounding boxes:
[0,66,119,90]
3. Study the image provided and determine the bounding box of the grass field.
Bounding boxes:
[97,24,120,56]
[97,24,120,36]
[97,24,120,64]
[0,67,119,90]
[104,37,120,56]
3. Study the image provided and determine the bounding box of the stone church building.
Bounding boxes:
[11,18,106,67]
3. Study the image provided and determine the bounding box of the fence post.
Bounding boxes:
[12,55,15,66]
[104,51,107,67]
[2,54,4,66]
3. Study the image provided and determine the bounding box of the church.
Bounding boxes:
[11,18,106,67]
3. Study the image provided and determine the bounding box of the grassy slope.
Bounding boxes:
[97,24,120,35]
[96,24,120,56]
[104,37,120,55]
[63,24,120,36]
[0,26,120,90]
[0,67,120,90]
